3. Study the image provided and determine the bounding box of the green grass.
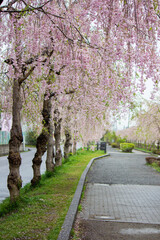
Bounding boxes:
[135,147,152,153]
[77,204,82,212]
[25,145,36,148]
[0,149,103,240]
[150,162,160,173]
[81,185,86,200]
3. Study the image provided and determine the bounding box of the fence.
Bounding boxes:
[0,131,25,156]
[0,144,24,156]
[126,140,159,152]
[0,131,10,145]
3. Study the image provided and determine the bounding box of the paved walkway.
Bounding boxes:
[74,146,160,240]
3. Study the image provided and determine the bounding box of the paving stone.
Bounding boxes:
[71,146,160,240]
[87,147,160,185]
[80,147,160,225]
[77,220,160,240]
[81,183,160,224]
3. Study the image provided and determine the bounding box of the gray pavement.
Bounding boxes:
[87,148,160,185]
[74,146,160,240]
[81,184,160,224]
[0,148,46,202]
[0,142,83,203]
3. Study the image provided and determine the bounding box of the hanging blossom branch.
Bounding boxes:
[39,7,97,50]
[4,46,54,85]
[0,0,64,24]
[0,0,106,53]
[0,0,54,13]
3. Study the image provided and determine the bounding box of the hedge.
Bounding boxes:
[120,143,135,152]
[111,143,119,148]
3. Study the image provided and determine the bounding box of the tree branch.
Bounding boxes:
[19,66,35,84]
[4,58,14,65]
[64,89,76,94]
[55,65,66,75]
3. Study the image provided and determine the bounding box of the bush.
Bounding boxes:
[25,130,37,146]
[111,143,119,148]
[117,138,126,144]
[151,148,157,154]
[151,148,160,155]
[145,157,157,164]
[120,143,135,152]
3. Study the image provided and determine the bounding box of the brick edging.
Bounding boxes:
[57,153,110,240]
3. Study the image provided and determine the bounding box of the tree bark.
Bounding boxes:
[8,78,23,202]
[69,140,73,154]
[31,96,51,186]
[64,129,72,159]
[46,118,55,172]
[72,137,77,155]
[54,108,62,166]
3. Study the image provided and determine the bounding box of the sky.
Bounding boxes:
[116,79,156,130]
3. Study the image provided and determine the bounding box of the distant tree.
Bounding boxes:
[25,130,37,146]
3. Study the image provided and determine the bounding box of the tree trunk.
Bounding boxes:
[72,137,77,155]
[69,140,73,154]
[8,78,23,202]
[46,119,55,172]
[54,109,62,166]
[31,96,51,186]
[64,129,72,159]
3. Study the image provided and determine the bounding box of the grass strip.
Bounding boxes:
[0,149,104,240]
[135,147,152,153]
[150,162,160,173]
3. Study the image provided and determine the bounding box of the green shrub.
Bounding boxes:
[120,143,135,152]
[117,138,126,144]
[25,130,37,146]
[151,148,157,154]
[111,143,119,148]
[147,144,151,151]
[151,148,160,155]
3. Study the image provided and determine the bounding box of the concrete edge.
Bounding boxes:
[57,153,110,240]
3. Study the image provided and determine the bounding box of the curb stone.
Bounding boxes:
[57,153,110,240]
